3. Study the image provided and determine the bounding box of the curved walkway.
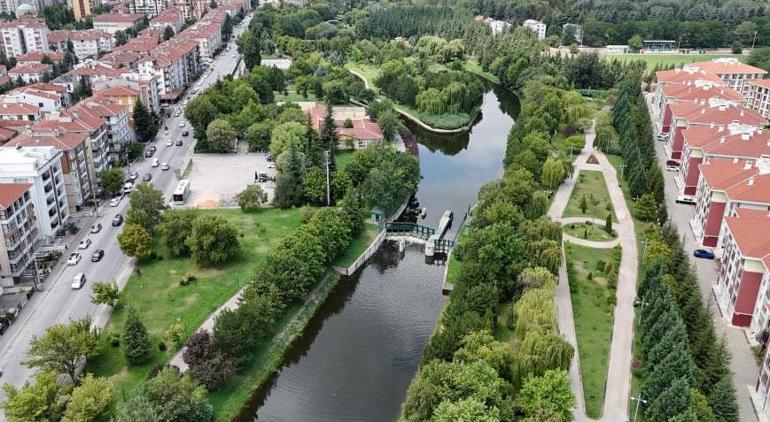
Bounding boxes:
[547,121,639,421]
[346,68,473,134]
[562,234,620,249]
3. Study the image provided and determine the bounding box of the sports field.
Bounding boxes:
[600,53,744,69]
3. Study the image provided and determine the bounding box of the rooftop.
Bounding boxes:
[724,209,770,260]
[699,159,758,190]
[11,131,89,151]
[93,13,144,23]
[690,58,767,76]
[0,183,31,209]
[9,63,52,75]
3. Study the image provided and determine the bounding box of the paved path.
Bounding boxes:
[548,121,638,421]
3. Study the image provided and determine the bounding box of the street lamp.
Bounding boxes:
[634,296,650,325]
[631,393,647,422]
[641,239,649,263]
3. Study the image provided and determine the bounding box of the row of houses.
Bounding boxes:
[653,58,770,417]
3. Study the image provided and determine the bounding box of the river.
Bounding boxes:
[243,86,518,421]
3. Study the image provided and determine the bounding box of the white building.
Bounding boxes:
[49,30,113,60]
[523,19,546,40]
[92,13,144,36]
[2,86,65,115]
[0,19,50,59]
[0,146,68,242]
[0,183,40,287]
[130,0,167,17]
[690,58,767,97]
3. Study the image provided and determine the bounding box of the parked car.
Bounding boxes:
[72,273,86,289]
[90,223,102,234]
[123,182,134,194]
[676,194,696,205]
[161,162,170,171]
[128,172,139,182]
[666,164,679,172]
[176,140,183,146]
[142,173,152,182]
[144,149,154,158]
[91,249,104,262]
[693,249,715,259]
[112,214,124,226]
[166,139,174,146]
[109,196,121,207]
[152,158,160,167]
[67,252,81,266]
[78,238,91,250]
[179,122,185,128]
[182,130,189,137]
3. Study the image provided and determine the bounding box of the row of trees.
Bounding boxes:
[609,76,739,420]
[403,56,590,421]
[182,204,365,389]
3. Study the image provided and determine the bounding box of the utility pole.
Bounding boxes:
[752,31,758,50]
[324,150,331,206]
[631,394,647,422]
[641,239,649,263]
[634,296,649,325]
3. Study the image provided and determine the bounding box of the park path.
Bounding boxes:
[547,121,639,421]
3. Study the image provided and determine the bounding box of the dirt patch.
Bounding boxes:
[185,292,200,306]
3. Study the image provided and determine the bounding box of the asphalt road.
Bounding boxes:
[0,15,252,400]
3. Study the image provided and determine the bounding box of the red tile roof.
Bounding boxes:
[0,183,30,209]
[305,104,383,141]
[724,210,770,259]
[663,83,743,103]
[699,159,758,190]
[93,13,143,23]
[691,58,767,76]
[9,63,52,75]
[0,102,39,114]
[94,85,140,97]
[656,67,723,85]
[11,131,89,151]
[16,51,65,64]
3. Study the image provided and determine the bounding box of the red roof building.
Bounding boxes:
[303,104,384,148]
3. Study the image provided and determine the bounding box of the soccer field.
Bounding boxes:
[600,53,745,69]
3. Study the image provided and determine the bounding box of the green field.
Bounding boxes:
[600,53,743,69]
[335,150,355,172]
[564,170,617,222]
[274,88,318,103]
[566,242,620,418]
[87,208,305,401]
[563,221,617,241]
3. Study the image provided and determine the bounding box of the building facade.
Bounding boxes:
[0,183,39,287]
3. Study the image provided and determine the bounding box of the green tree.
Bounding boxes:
[273,145,305,208]
[237,29,261,71]
[708,375,738,422]
[24,317,97,382]
[378,109,401,142]
[635,193,657,222]
[115,368,211,421]
[90,282,120,306]
[733,21,758,46]
[308,208,352,263]
[605,213,612,233]
[114,30,127,46]
[123,306,151,365]
[747,47,770,72]
[542,157,565,190]
[206,118,236,153]
[269,121,307,158]
[319,105,339,171]
[433,398,500,422]
[186,215,241,266]
[1,370,72,421]
[213,294,276,361]
[133,100,157,142]
[628,34,643,52]
[303,166,326,205]
[579,194,588,213]
[161,211,198,257]
[127,183,165,233]
[244,121,273,151]
[62,374,115,422]
[453,330,513,380]
[562,25,578,46]
[516,369,574,421]
[646,377,691,421]
[99,168,124,197]
[237,184,268,211]
[163,25,175,41]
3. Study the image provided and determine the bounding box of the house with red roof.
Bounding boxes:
[0,102,40,122]
[665,99,766,160]
[677,124,770,196]
[692,158,770,248]
[9,63,52,84]
[16,51,65,66]
[48,30,113,60]
[713,208,770,329]
[302,104,384,148]
[150,8,184,33]
[657,80,743,133]
[93,13,144,36]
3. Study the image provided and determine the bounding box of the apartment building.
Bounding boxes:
[691,58,767,97]
[655,67,725,117]
[150,7,184,33]
[12,130,95,212]
[0,19,50,59]
[49,30,113,60]
[76,96,133,160]
[714,208,770,328]
[71,0,94,21]
[93,84,141,122]
[183,18,221,63]
[93,13,144,36]
[0,102,40,122]
[522,19,546,40]
[35,105,110,172]
[137,38,200,101]
[16,51,64,66]
[130,0,167,18]
[0,146,68,242]
[747,79,770,120]
[2,86,65,115]
[93,74,161,114]
[8,63,52,84]
[691,159,770,248]
[678,124,770,196]
[666,100,766,160]
[657,80,743,133]
[0,183,39,287]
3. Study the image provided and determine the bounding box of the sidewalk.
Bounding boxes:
[548,121,638,421]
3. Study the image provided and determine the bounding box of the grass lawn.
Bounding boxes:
[344,62,381,94]
[87,208,305,402]
[332,222,381,268]
[462,58,500,84]
[563,221,617,241]
[566,242,620,418]
[274,89,318,103]
[335,150,355,172]
[600,53,742,69]
[564,170,617,222]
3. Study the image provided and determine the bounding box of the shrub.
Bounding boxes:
[109,332,121,347]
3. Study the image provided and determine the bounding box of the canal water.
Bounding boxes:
[245,86,518,422]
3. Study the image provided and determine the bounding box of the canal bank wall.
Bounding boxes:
[332,230,386,276]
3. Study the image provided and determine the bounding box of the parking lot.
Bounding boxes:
[186,149,276,208]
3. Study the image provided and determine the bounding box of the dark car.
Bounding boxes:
[693,249,715,260]
[91,249,105,262]
[176,140,183,146]
[144,149,154,158]
[112,214,124,227]
[182,130,189,137]
[142,173,152,182]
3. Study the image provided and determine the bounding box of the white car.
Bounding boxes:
[152,158,160,167]
[123,182,134,194]
[179,122,185,128]
[109,196,122,207]
[161,162,170,171]
[676,194,696,205]
[72,273,86,289]
[67,252,81,266]
[78,238,91,250]
[166,139,174,146]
